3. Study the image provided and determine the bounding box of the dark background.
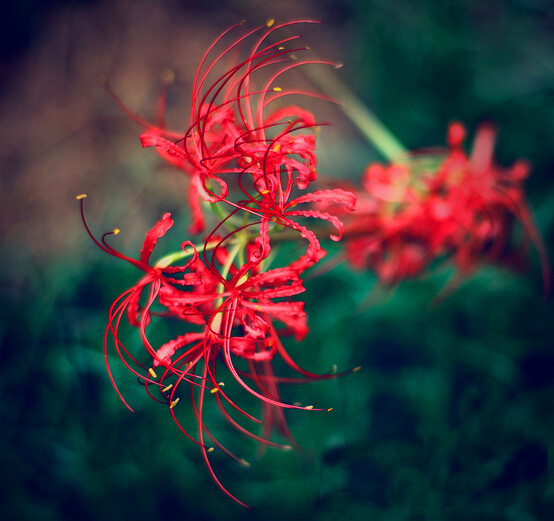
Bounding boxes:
[1,1,553,519]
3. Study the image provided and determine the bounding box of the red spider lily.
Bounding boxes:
[79,197,352,506]
[337,122,549,292]
[135,21,342,233]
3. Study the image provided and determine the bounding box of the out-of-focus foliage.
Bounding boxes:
[1,1,553,520]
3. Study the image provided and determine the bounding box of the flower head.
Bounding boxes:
[338,122,549,293]
[135,21,340,235]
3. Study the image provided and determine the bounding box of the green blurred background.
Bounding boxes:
[1,0,553,519]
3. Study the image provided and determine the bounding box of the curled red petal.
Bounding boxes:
[140,213,174,264]
[287,188,357,211]
[286,209,344,241]
[241,299,305,317]
[140,131,190,169]
[153,332,204,367]
[249,218,271,263]
[243,266,301,289]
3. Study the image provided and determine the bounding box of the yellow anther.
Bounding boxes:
[255,305,262,311]
[272,144,281,152]
[217,382,225,387]
[273,87,282,92]
[238,458,251,468]
[327,408,334,412]
[353,366,362,372]
[76,193,87,200]
[332,364,337,373]
[278,46,284,50]
[334,63,344,69]
[260,189,270,195]
[148,367,157,378]
[162,384,173,393]
[113,228,120,235]
[304,405,314,410]
[268,339,274,347]
[266,18,275,27]
[169,398,180,409]
[210,387,220,394]
[283,445,293,451]
[305,46,311,50]
[207,447,215,453]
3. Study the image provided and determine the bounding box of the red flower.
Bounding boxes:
[79,198,352,506]
[135,21,344,234]
[338,122,549,292]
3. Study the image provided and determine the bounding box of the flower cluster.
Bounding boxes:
[81,19,548,508]
[81,21,356,506]
[337,122,549,293]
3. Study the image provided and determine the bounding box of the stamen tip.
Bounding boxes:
[210,387,220,394]
[304,405,314,410]
[76,193,87,200]
[148,367,157,378]
[272,86,282,92]
[283,445,293,451]
[207,447,215,453]
[239,458,251,468]
[266,18,275,27]
[113,228,120,235]
[334,63,344,69]
[278,46,284,50]
[162,384,173,393]
[353,366,362,372]
[169,398,180,409]
[327,408,333,412]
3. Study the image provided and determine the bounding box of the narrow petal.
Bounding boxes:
[140,213,174,264]
[288,189,357,211]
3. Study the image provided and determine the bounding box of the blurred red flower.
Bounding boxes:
[339,122,549,293]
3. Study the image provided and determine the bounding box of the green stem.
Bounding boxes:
[210,200,245,230]
[212,237,244,334]
[303,66,408,162]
